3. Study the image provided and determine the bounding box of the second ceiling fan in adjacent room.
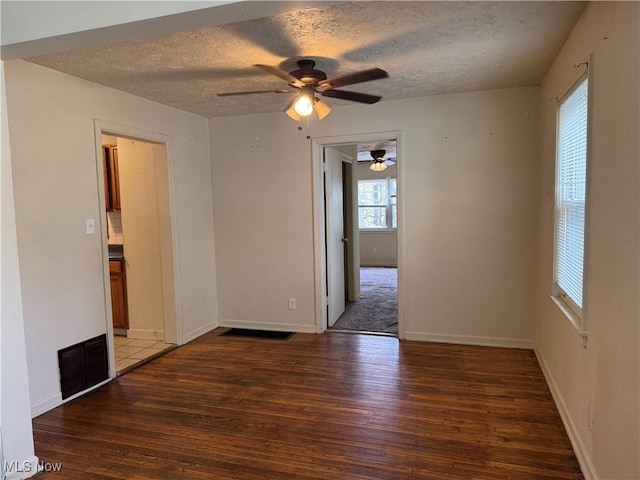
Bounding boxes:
[369,149,395,172]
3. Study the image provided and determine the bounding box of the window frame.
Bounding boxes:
[552,70,591,334]
[357,177,397,231]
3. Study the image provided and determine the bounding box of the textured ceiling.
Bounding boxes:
[357,140,397,162]
[26,1,586,119]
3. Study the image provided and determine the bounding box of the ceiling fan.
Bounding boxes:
[217,59,388,120]
[369,149,395,172]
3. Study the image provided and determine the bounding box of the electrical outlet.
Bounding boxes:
[288,298,297,310]
[587,402,594,431]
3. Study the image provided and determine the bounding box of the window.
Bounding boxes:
[554,77,588,318]
[358,178,397,229]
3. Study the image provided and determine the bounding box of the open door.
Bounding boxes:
[325,147,347,326]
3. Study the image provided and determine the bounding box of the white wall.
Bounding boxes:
[534,2,639,479]
[210,86,540,346]
[1,61,37,478]
[4,60,217,416]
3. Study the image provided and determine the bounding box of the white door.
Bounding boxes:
[325,147,346,327]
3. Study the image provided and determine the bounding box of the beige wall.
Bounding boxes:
[1,61,37,473]
[210,85,540,346]
[357,161,398,266]
[210,120,318,332]
[117,138,167,341]
[4,60,217,416]
[534,2,639,478]
[359,232,397,267]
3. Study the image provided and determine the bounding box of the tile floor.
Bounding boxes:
[114,336,174,373]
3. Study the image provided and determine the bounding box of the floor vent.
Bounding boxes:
[58,334,109,399]
[221,328,294,340]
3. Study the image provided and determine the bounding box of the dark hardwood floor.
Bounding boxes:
[33,330,583,479]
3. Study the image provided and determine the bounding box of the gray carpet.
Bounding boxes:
[331,267,398,335]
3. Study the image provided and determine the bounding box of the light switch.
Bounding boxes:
[85,218,95,235]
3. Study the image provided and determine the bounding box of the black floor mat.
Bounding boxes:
[221,328,294,340]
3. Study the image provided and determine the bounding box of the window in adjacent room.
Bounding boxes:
[553,76,589,323]
[358,178,397,230]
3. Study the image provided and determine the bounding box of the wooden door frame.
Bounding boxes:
[93,120,180,379]
[311,131,405,338]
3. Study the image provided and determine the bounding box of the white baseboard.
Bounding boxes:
[126,329,165,341]
[534,346,597,480]
[31,377,113,418]
[219,319,317,334]
[404,331,534,349]
[181,321,218,345]
[3,455,40,479]
[31,393,61,418]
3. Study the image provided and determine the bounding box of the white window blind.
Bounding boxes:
[555,77,588,312]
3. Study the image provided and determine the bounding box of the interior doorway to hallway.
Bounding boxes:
[315,133,401,337]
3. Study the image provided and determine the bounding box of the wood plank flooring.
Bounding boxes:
[33,330,583,479]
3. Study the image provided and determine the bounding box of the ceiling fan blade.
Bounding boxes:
[318,68,388,90]
[217,89,294,97]
[321,89,382,104]
[314,99,332,120]
[253,64,305,88]
[384,160,396,166]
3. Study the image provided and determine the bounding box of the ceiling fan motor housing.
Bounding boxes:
[290,60,328,85]
[371,149,387,161]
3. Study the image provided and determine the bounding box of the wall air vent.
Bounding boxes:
[58,334,109,399]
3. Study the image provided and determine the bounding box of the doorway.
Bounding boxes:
[95,123,178,376]
[312,132,403,338]
[331,266,398,335]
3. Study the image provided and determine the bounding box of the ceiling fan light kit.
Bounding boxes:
[293,86,315,117]
[285,100,302,121]
[217,59,388,122]
[369,149,395,171]
[294,95,314,117]
[370,160,388,172]
[313,98,332,120]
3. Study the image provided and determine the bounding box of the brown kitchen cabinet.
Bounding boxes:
[109,258,129,329]
[103,145,121,211]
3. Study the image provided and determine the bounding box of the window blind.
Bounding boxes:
[555,78,588,310]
